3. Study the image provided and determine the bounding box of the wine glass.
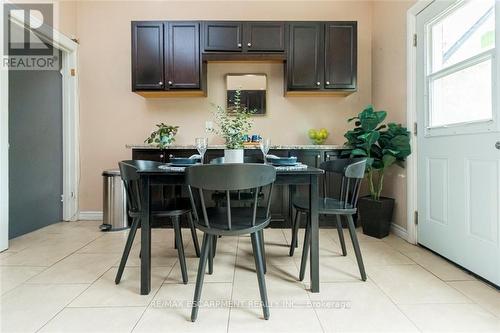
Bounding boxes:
[195,137,208,164]
[259,138,270,164]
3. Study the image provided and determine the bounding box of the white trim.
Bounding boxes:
[391,222,409,241]
[406,1,433,245]
[0,5,80,249]
[59,35,80,222]
[0,1,9,251]
[78,211,103,221]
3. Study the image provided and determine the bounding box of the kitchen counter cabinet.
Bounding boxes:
[130,146,351,227]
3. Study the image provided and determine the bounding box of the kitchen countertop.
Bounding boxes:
[126,144,350,150]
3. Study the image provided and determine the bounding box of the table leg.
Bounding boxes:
[140,175,151,295]
[309,174,319,293]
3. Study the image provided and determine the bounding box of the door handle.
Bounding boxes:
[496,141,500,150]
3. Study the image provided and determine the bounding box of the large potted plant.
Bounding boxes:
[212,89,253,163]
[344,105,411,238]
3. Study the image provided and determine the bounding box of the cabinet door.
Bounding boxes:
[131,22,164,90]
[166,22,200,89]
[292,149,323,168]
[203,22,243,52]
[131,149,166,162]
[244,22,285,52]
[286,22,323,90]
[324,22,357,90]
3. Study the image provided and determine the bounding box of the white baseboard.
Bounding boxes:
[78,211,103,221]
[390,222,409,241]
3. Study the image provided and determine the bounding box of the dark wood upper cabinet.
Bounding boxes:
[324,22,357,90]
[132,20,357,96]
[131,21,164,91]
[244,22,285,52]
[165,22,200,89]
[287,22,323,90]
[203,22,243,52]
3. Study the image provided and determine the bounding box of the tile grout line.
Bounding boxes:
[33,265,111,333]
[445,281,500,319]
[366,270,424,332]
[226,235,240,333]
[365,234,484,332]
[290,228,327,333]
[0,234,107,298]
[130,258,177,332]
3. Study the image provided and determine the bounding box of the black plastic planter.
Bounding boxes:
[358,196,395,239]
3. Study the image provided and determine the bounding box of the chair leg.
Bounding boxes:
[173,216,188,284]
[299,217,311,282]
[207,235,214,275]
[115,216,140,284]
[335,215,347,256]
[346,215,366,281]
[212,234,218,258]
[191,233,211,322]
[295,212,303,248]
[251,232,270,320]
[289,210,300,257]
[188,212,200,257]
[259,230,267,274]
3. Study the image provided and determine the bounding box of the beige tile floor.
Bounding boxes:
[1,221,499,333]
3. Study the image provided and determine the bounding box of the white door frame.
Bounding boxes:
[0,7,79,250]
[1,0,8,251]
[406,0,434,245]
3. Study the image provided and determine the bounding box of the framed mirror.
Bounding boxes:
[226,74,267,115]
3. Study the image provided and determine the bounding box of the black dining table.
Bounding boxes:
[136,164,324,294]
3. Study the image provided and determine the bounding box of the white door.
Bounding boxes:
[417,0,500,286]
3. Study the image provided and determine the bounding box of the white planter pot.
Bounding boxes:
[224,149,244,163]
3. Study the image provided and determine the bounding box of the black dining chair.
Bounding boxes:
[289,158,367,281]
[210,155,265,207]
[115,160,200,285]
[186,163,276,321]
[208,156,267,264]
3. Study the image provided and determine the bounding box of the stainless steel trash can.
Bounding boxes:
[101,169,128,231]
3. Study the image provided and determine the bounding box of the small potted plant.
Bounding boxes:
[144,123,179,149]
[344,105,411,238]
[212,89,253,163]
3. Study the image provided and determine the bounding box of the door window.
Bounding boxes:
[426,0,496,132]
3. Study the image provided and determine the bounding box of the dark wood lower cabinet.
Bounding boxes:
[131,148,349,228]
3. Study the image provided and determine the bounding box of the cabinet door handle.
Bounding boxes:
[247,42,252,47]
[158,81,163,85]
[316,82,321,86]
[168,81,173,85]
[169,154,174,158]
[159,154,164,158]
[237,43,242,48]
[326,154,330,159]
[326,81,330,85]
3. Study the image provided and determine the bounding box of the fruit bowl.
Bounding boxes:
[308,128,329,145]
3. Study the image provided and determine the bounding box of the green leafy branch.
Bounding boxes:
[211,89,254,149]
[144,123,179,149]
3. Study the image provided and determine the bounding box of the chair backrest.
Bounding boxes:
[209,155,263,164]
[186,164,276,229]
[119,160,164,213]
[319,158,367,209]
